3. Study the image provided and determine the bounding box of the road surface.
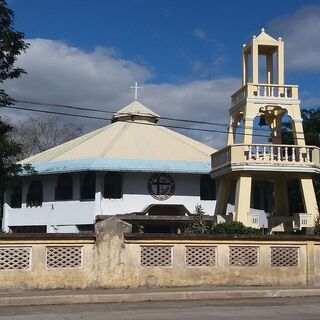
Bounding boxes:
[0,297,319,320]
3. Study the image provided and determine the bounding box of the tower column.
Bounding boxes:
[277,41,284,85]
[227,116,236,145]
[291,118,306,146]
[234,174,252,224]
[274,176,289,216]
[242,51,248,85]
[252,41,259,83]
[214,178,231,216]
[300,175,319,220]
[242,117,254,144]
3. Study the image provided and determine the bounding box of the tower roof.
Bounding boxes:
[255,28,278,43]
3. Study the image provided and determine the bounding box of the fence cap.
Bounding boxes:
[0,233,96,240]
[124,233,320,241]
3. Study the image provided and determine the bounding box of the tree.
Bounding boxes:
[302,108,320,208]
[10,116,83,159]
[301,108,320,148]
[0,0,29,221]
[0,0,29,107]
[184,205,210,234]
[301,108,320,209]
[281,108,320,211]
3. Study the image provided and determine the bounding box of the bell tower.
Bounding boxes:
[212,29,319,232]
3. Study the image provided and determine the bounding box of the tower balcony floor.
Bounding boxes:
[231,83,299,108]
[211,144,320,178]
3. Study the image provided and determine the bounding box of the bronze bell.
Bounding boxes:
[258,115,267,126]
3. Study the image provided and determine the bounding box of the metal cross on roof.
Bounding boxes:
[130,81,142,100]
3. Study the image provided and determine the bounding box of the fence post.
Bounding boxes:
[306,241,315,286]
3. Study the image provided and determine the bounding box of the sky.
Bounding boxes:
[2,0,320,148]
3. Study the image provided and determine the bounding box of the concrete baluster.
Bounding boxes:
[299,148,303,162]
[306,148,310,162]
[292,147,296,162]
[248,145,252,160]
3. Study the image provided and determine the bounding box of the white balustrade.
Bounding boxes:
[252,84,295,98]
[231,84,297,106]
[247,145,314,164]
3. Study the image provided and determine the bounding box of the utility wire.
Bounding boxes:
[14,98,304,135]
[5,105,273,138]
[6,106,107,121]
[13,99,274,133]
[15,99,117,114]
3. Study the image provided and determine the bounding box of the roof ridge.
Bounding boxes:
[156,125,216,156]
[100,122,130,157]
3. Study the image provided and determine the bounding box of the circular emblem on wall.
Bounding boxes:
[147,173,175,201]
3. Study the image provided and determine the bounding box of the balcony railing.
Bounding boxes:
[212,144,320,172]
[231,83,299,107]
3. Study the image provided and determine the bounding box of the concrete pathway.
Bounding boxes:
[1,298,320,320]
[0,286,320,307]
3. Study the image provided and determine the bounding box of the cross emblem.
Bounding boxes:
[130,81,142,100]
[148,173,175,200]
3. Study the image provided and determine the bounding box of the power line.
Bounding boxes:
[5,105,272,138]
[14,99,116,114]
[6,106,107,121]
[13,98,274,133]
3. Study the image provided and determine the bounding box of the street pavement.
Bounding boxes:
[1,286,320,307]
[0,297,319,320]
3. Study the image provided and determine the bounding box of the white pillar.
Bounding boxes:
[95,172,103,217]
[234,174,252,225]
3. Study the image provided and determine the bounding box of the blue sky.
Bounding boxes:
[3,0,320,147]
[10,0,320,83]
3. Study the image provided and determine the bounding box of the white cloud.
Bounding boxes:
[193,28,208,41]
[1,39,240,149]
[269,5,320,71]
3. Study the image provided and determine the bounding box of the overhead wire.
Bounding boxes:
[13,99,275,133]
[5,105,274,139]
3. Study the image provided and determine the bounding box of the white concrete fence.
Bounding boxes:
[0,218,319,289]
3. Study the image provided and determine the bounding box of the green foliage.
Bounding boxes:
[0,121,24,194]
[0,0,29,107]
[302,108,320,210]
[314,215,320,237]
[211,221,261,235]
[184,205,210,234]
[280,108,320,211]
[301,108,320,148]
[184,207,262,235]
[0,0,30,216]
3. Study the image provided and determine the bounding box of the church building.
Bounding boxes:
[2,100,218,233]
[3,29,319,234]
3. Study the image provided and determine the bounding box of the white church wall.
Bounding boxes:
[3,173,96,233]
[3,171,216,233]
[100,172,216,216]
